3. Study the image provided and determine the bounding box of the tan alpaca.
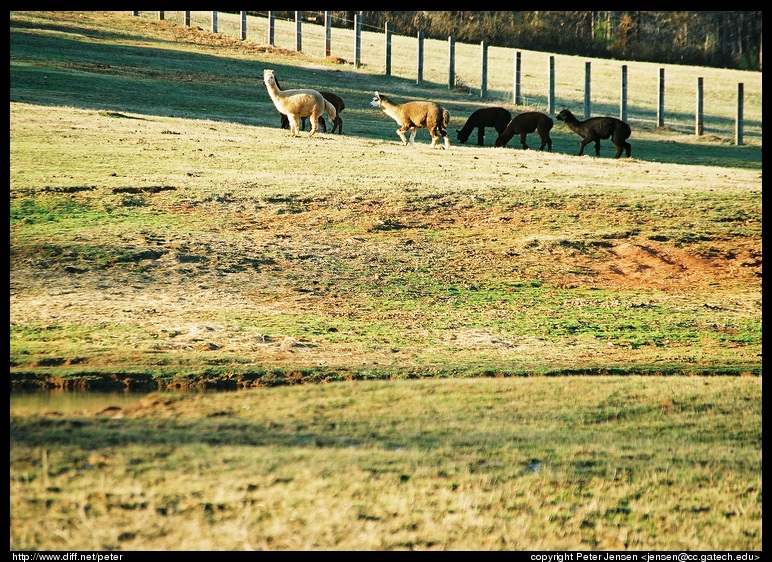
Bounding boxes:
[263,69,337,137]
[370,91,450,149]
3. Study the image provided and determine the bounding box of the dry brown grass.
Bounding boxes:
[10,376,762,551]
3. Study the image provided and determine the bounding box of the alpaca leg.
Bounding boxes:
[614,141,631,158]
[613,132,632,157]
[308,115,318,137]
[443,133,450,150]
[594,140,601,156]
[408,128,417,146]
[477,127,485,146]
[520,133,530,150]
[289,115,301,137]
[396,129,408,145]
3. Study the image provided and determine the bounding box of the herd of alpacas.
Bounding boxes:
[263,68,632,158]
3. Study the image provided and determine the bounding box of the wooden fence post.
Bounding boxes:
[324,11,331,58]
[448,36,455,90]
[354,14,362,68]
[548,56,555,114]
[695,77,704,136]
[735,82,744,145]
[514,51,522,106]
[384,22,392,76]
[417,31,424,85]
[151,13,751,142]
[620,64,628,121]
[584,61,591,119]
[480,41,487,98]
[295,11,302,52]
[657,68,665,127]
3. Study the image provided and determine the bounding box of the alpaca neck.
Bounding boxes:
[265,81,284,105]
[565,114,580,126]
[379,99,401,122]
[379,98,396,112]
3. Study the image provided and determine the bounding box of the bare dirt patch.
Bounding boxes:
[603,241,760,292]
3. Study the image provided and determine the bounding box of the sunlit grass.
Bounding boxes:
[10,99,762,382]
[10,376,761,550]
[9,14,763,550]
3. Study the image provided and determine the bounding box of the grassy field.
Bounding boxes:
[10,376,763,550]
[9,11,762,551]
[9,11,762,388]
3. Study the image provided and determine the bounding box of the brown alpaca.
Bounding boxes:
[556,108,631,158]
[371,91,450,149]
[494,111,554,151]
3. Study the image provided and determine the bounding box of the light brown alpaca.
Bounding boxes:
[370,91,450,149]
[280,90,345,134]
[263,69,337,137]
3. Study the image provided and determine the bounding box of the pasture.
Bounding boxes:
[9,11,762,551]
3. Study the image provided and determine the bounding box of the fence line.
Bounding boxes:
[131,11,760,146]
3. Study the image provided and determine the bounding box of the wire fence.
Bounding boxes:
[132,11,762,146]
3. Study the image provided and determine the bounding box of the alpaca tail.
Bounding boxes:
[442,108,451,128]
[325,100,337,123]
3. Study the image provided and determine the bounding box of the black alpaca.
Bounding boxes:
[556,109,632,158]
[456,107,512,146]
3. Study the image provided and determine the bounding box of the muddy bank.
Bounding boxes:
[11,366,760,393]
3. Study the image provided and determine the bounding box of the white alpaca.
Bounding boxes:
[263,69,337,137]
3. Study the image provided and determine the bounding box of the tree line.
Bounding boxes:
[262,11,761,72]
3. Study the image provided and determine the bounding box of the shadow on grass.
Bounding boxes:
[9,408,509,453]
[10,16,762,171]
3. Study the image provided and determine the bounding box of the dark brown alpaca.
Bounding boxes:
[280,91,345,134]
[494,111,553,151]
[456,107,512,146]
[556,109,632,158]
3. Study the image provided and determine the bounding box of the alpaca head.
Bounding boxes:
[556,109,573,122]
[370,92,382,108]
[456,128,470,143]
[263,69,276,86]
